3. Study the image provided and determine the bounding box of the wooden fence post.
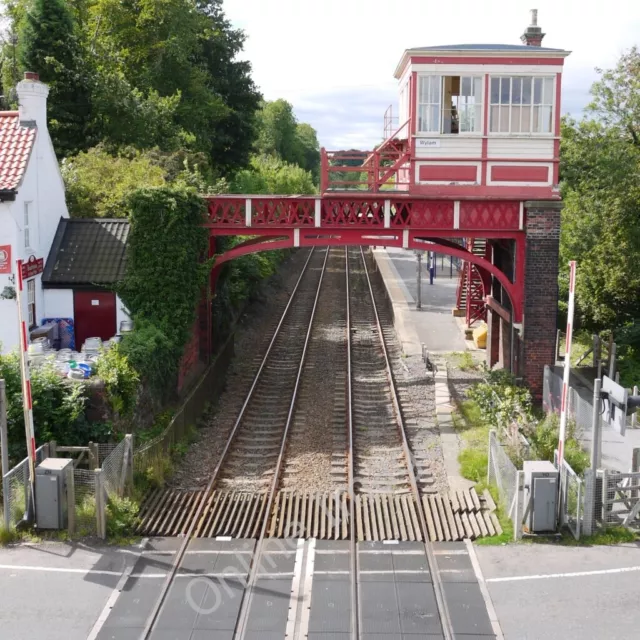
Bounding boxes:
[66,465,75,536]
[632,387,638,429]
[50,440,57,458]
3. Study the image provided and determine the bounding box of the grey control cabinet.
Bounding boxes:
[523,460,558,533]
[36,458,73,529]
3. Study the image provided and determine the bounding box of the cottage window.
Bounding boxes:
[24,202,31,248]
[418,75,482,134]
[490,76,554,134]
[27,279,36,328]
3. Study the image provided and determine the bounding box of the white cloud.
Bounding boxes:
[223,0,640,147]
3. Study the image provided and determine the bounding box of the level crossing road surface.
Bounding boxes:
[88,537,495,640]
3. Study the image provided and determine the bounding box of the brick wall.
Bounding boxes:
[523,201,562,400]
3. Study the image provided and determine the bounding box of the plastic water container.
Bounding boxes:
[78,363,92,378]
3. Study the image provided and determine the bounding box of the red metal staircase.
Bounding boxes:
[456,238,489,327]
[321,107,410,193]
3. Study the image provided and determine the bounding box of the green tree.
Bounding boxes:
[295,122,321,180]
[18,0,92,156]
[559,48,640,330]
[61,146,166,218]
[588,46,640,146]
[255,99,304,166]
[232,155,316,195]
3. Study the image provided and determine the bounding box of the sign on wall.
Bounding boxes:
[21,254,43,280]
[0,245,11,274]
[416,138,441,148]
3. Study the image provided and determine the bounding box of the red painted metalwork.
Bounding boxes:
[459,201,520,230]
[455,238,491,327]
[206,197,525,230]
[204,221,525,323]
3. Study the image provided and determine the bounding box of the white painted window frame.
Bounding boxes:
[24,201,32,249]
[489,74,555,136]
[417,74,484,136]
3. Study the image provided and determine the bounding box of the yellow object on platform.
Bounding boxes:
[473,324,487,349]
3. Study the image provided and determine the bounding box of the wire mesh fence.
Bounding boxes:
[487,429,520,537]
[101,436,133,500]
[554,450,583,539]
[73,469,98,537]
[2,444,49,529]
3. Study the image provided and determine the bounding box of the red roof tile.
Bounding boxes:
[0,111,36,192]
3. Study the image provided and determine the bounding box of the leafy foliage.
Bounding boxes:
[0,352,110,463]
[106,496,140,539]
[117,187,209,398]
[61,147,166,218]
[2,0,263,175]
[465,369,534,432]
[231,155,316,195]
[17,0,92,157]
[95,344,139,423]
[560,48,640,331]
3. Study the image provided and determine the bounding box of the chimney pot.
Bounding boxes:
[23,71,39,81]
[521,9,545,47]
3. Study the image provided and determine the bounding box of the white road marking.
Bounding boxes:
[285,539,305,639]
[0,564,123,576]
[465,539,505,640]
[298,538,316,638]
[87,537,148,640]
[485,565,640,583]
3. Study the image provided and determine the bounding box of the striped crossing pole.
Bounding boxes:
[15,259,37,524]
[558,260,577,468]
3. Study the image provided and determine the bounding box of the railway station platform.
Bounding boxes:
[372,247,467,357]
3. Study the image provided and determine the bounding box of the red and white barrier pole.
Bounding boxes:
[558,260,577,468]
[15,259,37,524]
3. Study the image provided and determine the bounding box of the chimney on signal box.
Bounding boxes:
[521,9,545,47]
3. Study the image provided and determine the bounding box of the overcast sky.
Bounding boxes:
[223,0,640,150]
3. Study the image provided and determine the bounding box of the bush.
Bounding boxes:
[61,146,166,218]
[525,413,590,475]
[106,496,140,539]
[465,369,533,432]
[95,344,139,429]
[0,353,96,463]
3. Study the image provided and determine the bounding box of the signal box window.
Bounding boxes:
[490,76,554,133]
[417,75,483,134]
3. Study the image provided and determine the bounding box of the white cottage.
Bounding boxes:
[0,72,68,354]
[0,72,130,354]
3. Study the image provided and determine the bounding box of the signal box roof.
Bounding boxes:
[395,43,571,78]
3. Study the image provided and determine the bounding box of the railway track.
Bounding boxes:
[132,245,501,640]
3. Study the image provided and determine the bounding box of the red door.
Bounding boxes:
[73,291,117,350]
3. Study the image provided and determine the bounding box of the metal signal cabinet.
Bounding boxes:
[523,460,559,533]
[35,458,73,529]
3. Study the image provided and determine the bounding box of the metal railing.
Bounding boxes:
[2,444,49,529]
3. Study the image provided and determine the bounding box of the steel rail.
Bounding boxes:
[358,246,455,640]
[344,247,360,640]
[233,246,330,639]
[139,247,322,640]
